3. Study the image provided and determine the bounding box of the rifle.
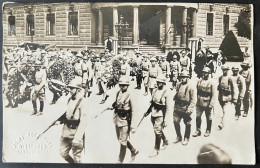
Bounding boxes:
[94,107,111,118]
[36,112,66,140]
[137,103,153,128]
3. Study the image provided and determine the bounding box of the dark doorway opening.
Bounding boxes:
[139,6,164,45]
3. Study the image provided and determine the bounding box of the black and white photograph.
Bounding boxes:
[2,2,255,164]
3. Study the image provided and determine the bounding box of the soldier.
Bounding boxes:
[179,50,191,73]
[147,57,162,95]
[31,61,47,116]
[173,70,196,145]
[142,55,151,96]
[135,55,143,90]
[56,78,87,163]
[81,55,92,97]
[193,67,216,138]
[240,61,252,117]
[232,66,246,120]
[144,75,171,157]
[169,55,181,89]
[74,53,83,81]
[110,76,138,163]
[120,57,130,78]
[94,56,102,95]
[99,58,109,104]
[159,55,170,79]
[217,65,238,129]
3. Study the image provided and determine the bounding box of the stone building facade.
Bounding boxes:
[3,2,251,56]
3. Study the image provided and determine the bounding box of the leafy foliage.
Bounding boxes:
[234,6,251,40]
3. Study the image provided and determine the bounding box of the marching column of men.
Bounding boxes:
[3,46,253,163]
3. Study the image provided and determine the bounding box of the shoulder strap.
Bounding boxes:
[160,89,167,102]
[70,97,83,119]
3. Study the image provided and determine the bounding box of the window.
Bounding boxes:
[26,14,34,36]
[206,13,213,35]
[8,16,16,36]
[223,15,229,35]
[46,13,55,35]
[68,12,78,35]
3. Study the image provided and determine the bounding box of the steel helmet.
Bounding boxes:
[67,78,82,89]
[150,57,157,62]
[202,67,211,73]
[101,58,106,62]
[156,75,167,84]
[118,76,130,85]
[221,65,230,70]
[173,55,178,59]
[232,66,239,71]
[179,70,190,77]
[241,61,250,67]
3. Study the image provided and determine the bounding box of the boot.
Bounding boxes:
[161,132,168,150]
[5,95,13,108]
[173,122,182,143]
[173,136,182,144]
[235,115,239,120]
[118,145,127,163]
[206,120,212,133]
[155,134,162,150]
[204,130,211,137]
[182,138,189,146]
[12,98,18,108]
[39,101,44,113]
[31,109,37,115]
[64,155,75,163]
[130,150,139,163]
[149,148,159,157]
[192,129,201,137]
[218,122,224,130]
[184,124,191,140]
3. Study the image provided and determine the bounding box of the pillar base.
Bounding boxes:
[181,44,187,48]
[97,43,103,46]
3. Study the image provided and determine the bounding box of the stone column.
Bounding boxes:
[192,8,197,37]
[181,7,187,47]
[113,7,118,38]
[132,5,139,46]
[165,6,172,47]
[98,8,103,46]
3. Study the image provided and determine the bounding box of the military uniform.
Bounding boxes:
[147,57,162,94]
[81,56,93,97]
[173,71,196,145]
[120,60,131,78]
[135,57,143,89]
[31,62,47,116]
[148,75,171,156]
[218,65,238,129]
[113,77,138,163]
[239,61,252,117]
[179,55,190,72]
[169,57,181,88]
[142,57,151,95]
[60,79,88,163]
[193,67,216,137]
[159,56,170,78]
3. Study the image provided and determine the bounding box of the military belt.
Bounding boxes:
[115,109,131,119]
[66,120,80,129]
[82,70,88,73]
[175,97,189,106]
[198,90,212,97]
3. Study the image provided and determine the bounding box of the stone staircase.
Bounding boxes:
[236,36,251,49]
[138,45,165,56]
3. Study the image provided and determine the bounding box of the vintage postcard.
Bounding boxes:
[2,2,255,164]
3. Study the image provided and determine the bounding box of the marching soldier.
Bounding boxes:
[240,61,252,117]
[142,55,151,95]
[144,75,171,157]
[169,55,181,89]
[31,61,47,116]
[57,78,88,163]
[120,57,130,78]
[217,65,238,129]
[173,70,196,145]
[94,56,102,94]
[135,55,143,90]
[232,66,246,120]
[159,55,170,79]
[74,53,83,81]
[179,50,190,73]
[193,67,216,138]
[147,57,162,95]
[110,76,138,163]
[81,55,92,97]
[99,58,109,104]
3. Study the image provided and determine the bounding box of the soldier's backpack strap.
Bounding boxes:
[70,97,83,119]
[160,89,167,102]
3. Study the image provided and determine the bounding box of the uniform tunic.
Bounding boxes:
[148,65,162,89]
[160,61,170,77]
[179,56,190,71]
[142,61,151,84]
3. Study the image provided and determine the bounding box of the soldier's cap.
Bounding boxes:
[41,50,46,54]
[241,61,250,67]
[197,143,232,164]
[67,78,82,89]
[179,70,190,77]
[83,55,88,60]
[105,49,109,52]
[160,55,166,59]
[156,75,167,84]
[101,58,106,62]
[150,57,157,62]
[136,51,142,55]
[20,62,27,66]
[33,60,42,66]
[232,66,239,71]
[91,49,96,53]
[181,50,186,54]
[123,57,128,61]
[202,67,211,73]
[118,76,130,85]
[173,55,178,59]
[76,53,83,58]
[221,65,230,70]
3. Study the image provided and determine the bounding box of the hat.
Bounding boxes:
[118,76,130,85]
[123,57,128,61]
[173,55,178,59]
[160,55,166,59]
[67,78,82,89]
[83,55,88,60]
[34,60,42,66]
[202,67,211,73]
[136,51,141,55]
[156,75,167,84]
[20,61,27,66]
[76,53,83,58]
[105,49,109,52]
[241,61,250,67]
[150,57,157,62]
[41,50,46,54]
[197,143,232,164]
[181,50,186,54]
[221,65,230,70]
[179,70,190,77]
[232,66,239,71]
[101,58,106,62]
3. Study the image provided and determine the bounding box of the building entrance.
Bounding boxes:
[139,6,164,45]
